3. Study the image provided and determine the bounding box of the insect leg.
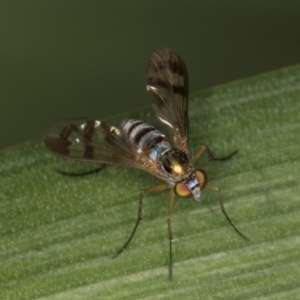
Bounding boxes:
[112,183,170,259]
[205,146,238,161]
[192,145,207,163]
[192,145,238,163]
[207,184,249,240]
[167,189,175,280]
[54,163,108,176]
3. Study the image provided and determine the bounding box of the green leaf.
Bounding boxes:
[1,65,300,299]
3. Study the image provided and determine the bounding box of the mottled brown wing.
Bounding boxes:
[43,118,159,175]
[146,48,189,154]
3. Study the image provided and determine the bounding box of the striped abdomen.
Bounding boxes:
[121,119,169,154]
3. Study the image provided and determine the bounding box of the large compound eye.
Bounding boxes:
[174,182,192,198]
[195,169,207,190]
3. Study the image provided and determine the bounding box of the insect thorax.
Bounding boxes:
[121,119,193,185]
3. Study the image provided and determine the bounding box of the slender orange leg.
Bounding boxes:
[193,146,247,240]
[207,184,249,240]
[167,189,175,280]
[112,184,170,259]
[192,145,207,163]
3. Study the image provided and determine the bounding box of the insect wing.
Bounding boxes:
[43,118,144,169]
[146,48,189,153]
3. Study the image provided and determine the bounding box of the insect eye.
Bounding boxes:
[174,182,192,198]
[195,169,207,190]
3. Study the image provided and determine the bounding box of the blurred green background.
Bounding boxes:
[1,1,300,150]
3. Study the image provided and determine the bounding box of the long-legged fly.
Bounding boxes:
[43,48,247,279]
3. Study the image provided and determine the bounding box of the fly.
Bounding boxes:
[43,48,248,280]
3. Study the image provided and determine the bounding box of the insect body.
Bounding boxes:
[121,119,205,199]
[43,48,247,279]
